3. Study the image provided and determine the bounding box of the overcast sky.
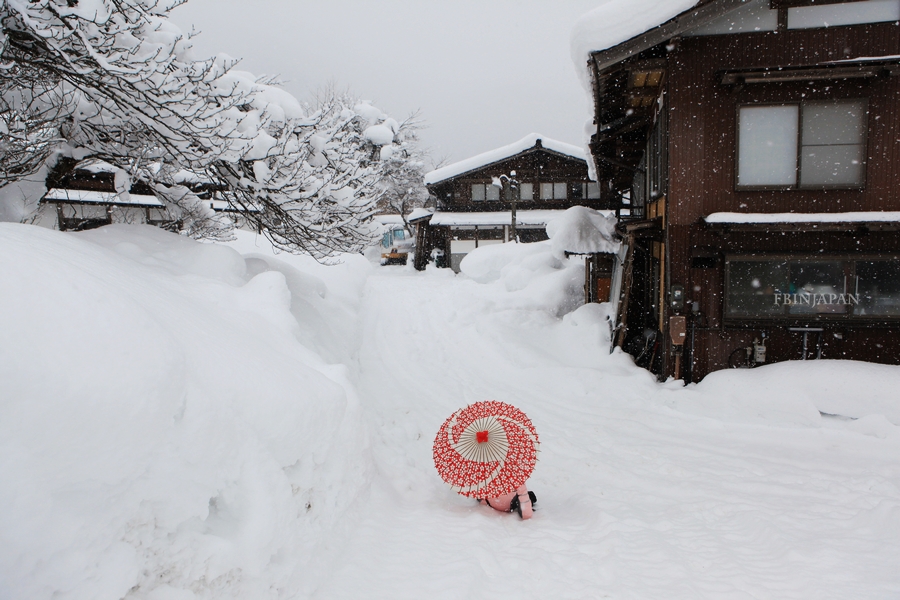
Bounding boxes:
[169,0,601,168]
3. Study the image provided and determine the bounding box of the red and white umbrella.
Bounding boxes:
[433,400,540,499]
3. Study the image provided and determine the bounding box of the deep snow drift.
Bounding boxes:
[1,224,899,599]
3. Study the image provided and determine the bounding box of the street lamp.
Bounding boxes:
[496,170,519,243]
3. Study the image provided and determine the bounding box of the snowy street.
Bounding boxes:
[2,225,899,599]
[5,0,900,598]
[320,263,900,598]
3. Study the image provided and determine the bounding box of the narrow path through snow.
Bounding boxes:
[307,267,900,599]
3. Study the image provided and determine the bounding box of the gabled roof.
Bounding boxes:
[573,1,791,76]
[571,0,700,75]
[423,133,587,186]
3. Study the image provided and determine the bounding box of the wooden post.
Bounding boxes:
[615,240,636,349]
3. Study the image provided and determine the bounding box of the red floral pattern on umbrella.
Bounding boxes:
[433,401,540,499]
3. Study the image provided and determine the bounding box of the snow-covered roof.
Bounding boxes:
[209,199,260,213]
[42,188,164,208]
[374,214,406,226]
[705,212,900,224]
[429,209,614,228]
[407,208,434,222]
[570,0,699,73]
[76,160,119,174]
[424,134,587,186]
[174,170,216,185]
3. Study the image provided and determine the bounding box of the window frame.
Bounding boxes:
[734,98,868,191]
[724,253,900,323]
[470,182,500,202]
[519,182,534,201]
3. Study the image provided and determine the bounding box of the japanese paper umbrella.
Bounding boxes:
[433,400,540,499]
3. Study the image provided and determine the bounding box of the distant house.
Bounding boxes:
[38,159,254,232]
[414,134,617,271]
[40,158,172,232]
[575,0,900,380]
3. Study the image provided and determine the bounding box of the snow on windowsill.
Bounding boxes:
[430,209,614,227]
[705,211,900,224]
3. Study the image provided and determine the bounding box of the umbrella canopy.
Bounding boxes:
[433,401,540,499]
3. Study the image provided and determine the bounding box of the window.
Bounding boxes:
[586,182,602,199]
[540,182,568,200]
[737,99,866,188]
[725,256,900,319]
[856,261,900,316]
[471,183,500,201]
[787,0,900,29]
[799,101,866,186]
[519,183,534,200]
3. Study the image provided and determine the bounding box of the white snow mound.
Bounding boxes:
[0,224,371,599]
[459,240,585,317]
[546,205,620,257]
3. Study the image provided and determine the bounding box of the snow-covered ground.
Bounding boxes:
[2,223,899,599]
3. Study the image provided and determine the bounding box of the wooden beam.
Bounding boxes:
[720,63,898,85]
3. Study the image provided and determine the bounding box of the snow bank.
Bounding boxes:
[459,241,585,317]
[546,205,620,257]
[672,360,900,428]
[0,224,372,599]
[3,220,900,599]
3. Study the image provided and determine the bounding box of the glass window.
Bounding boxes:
[788,0,900,29]
[786,261,847,314]
[553,182,567,200]
[540,183,553,200]
[573,183,584,199]
[726,258,863,318]
[471,184,485,201]
[486,184,500,201]
[799,100,866,187]
[726,260,789,318]
[738,105,799,186]
[738,100,866,188]
[856,261,900,316]
[586,182,602,199]
[519,183,533,200]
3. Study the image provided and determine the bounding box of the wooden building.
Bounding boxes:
[415,134,619,271]
[38,159,253,232]
[575,0,900,380]
[41,158,172,231]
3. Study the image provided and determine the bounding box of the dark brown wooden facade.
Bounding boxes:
[585,2,900,380]
[416,138,621,270]
[43,158,172,232]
